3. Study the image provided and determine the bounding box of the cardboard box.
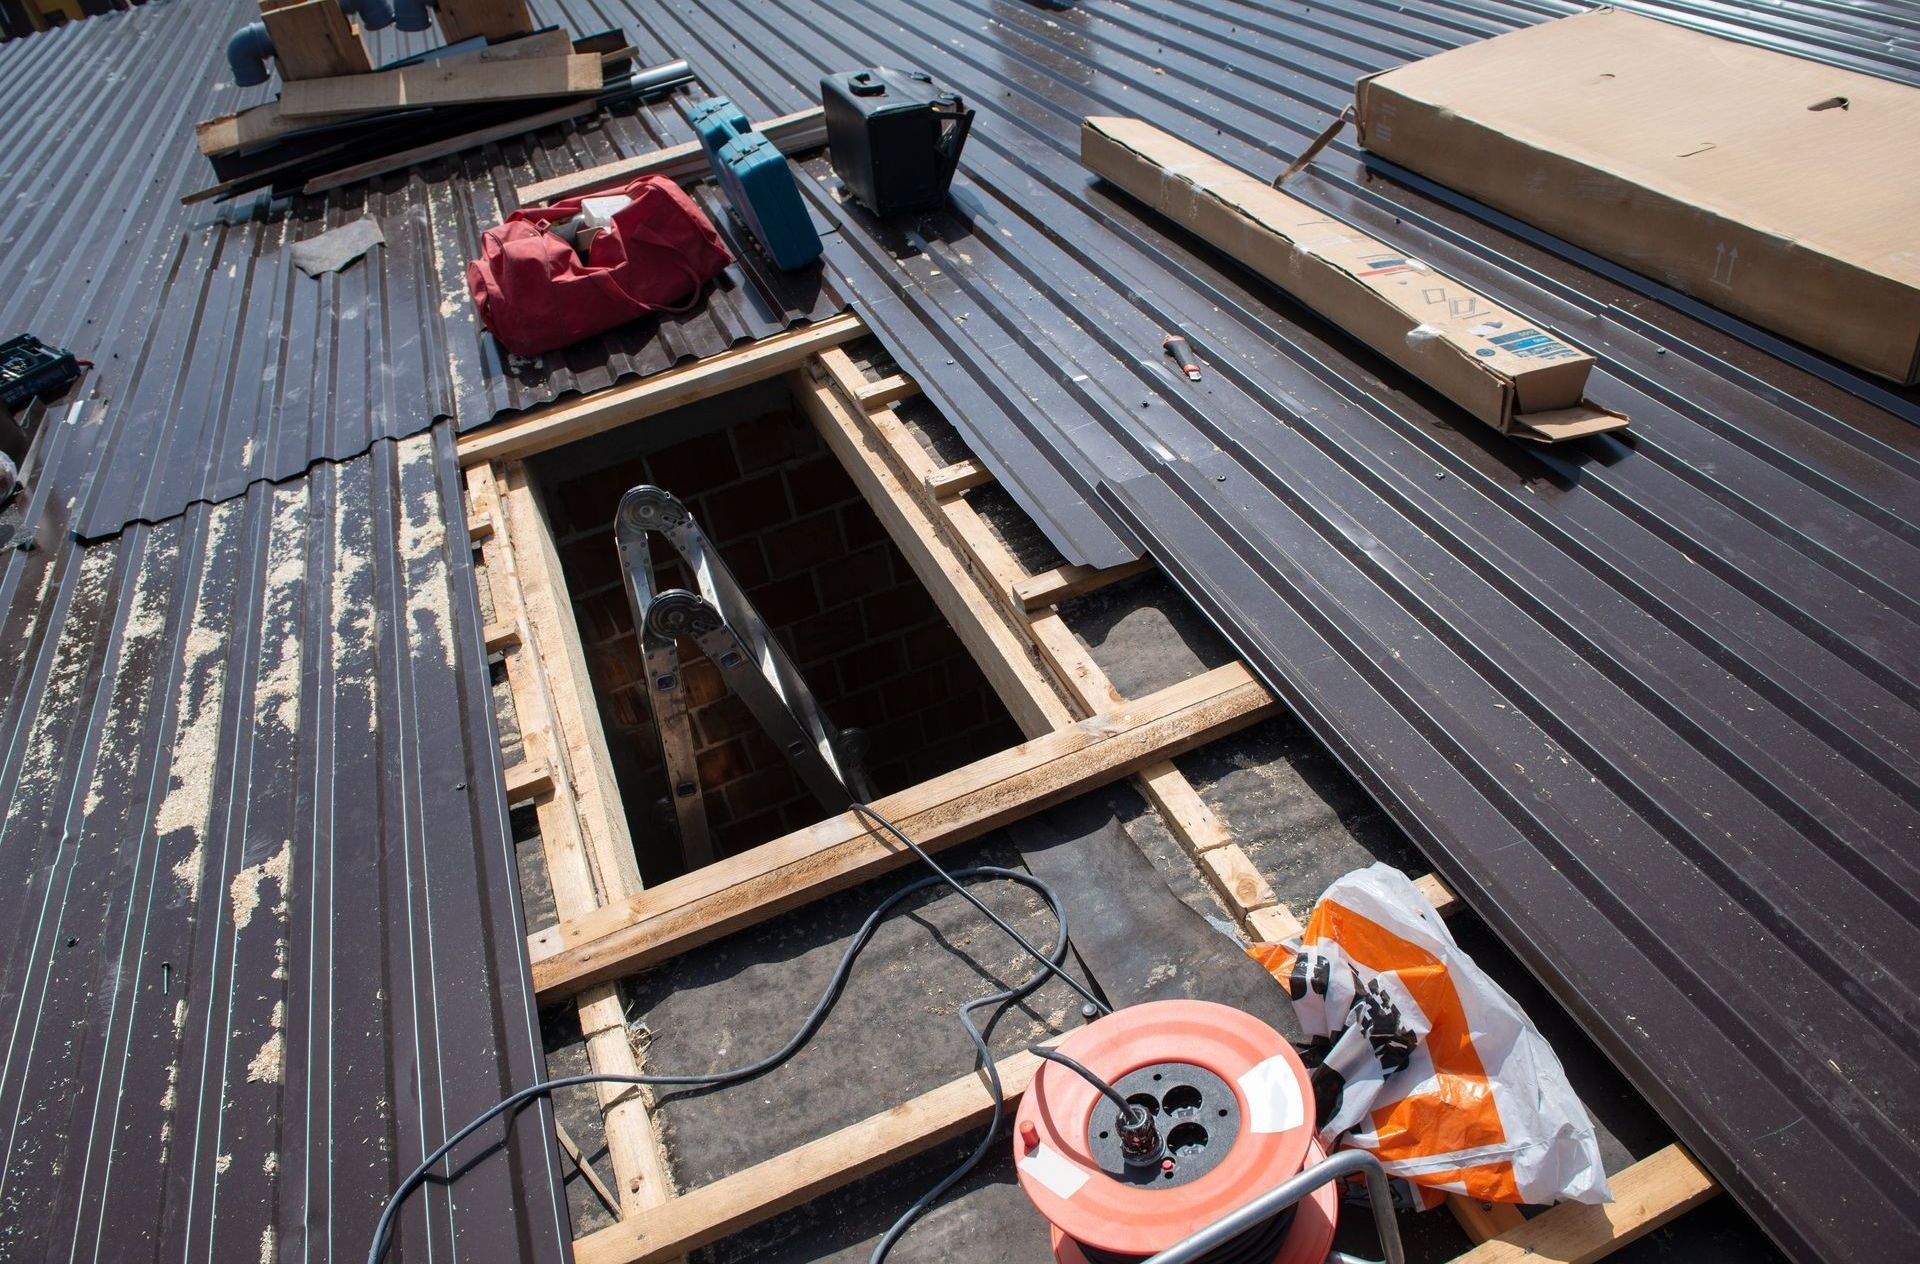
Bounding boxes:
[1355,8,1920,384]
[1081,117,1626,441]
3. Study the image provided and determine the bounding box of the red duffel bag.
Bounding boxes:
[467,175,733,356]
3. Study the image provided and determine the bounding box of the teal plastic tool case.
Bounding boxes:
[686,98,823,271]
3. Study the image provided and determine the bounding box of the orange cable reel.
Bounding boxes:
[1013,999,1338,1264]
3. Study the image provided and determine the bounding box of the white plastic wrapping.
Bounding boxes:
[1252,864,1610,1207]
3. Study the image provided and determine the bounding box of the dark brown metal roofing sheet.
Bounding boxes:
[0,0,843,539]
[0,425,569,1262]
[508,1,1920,1261]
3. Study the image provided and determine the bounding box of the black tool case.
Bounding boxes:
[0,335,81,412]
[820,68,974,217]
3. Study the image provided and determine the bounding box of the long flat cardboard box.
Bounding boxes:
[1081,117,1625,441]
[278,53,602,119]
[1355,9,1920,385]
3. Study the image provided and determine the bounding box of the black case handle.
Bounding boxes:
[932,100,975,190]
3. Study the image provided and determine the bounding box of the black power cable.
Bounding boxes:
[1028,1045,1148,1130]
[365,803,1106,1264]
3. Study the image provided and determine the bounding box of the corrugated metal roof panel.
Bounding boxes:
[539,1,1920,1261]
[0,425,568,1263]
[0,0,844,538]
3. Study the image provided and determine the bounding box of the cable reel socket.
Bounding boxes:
[1014,1000,1338,1264]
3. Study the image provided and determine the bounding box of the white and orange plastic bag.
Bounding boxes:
[1249,864,1609,1208]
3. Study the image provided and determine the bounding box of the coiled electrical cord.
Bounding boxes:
[365,802,1108,1264]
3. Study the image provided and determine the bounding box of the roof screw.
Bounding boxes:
[453,781,467,791]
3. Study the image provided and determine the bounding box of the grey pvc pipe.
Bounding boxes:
[1137,1148,1407,1264]
[226,21,275,88]
[340,0,396,30]
[391,0,434,33]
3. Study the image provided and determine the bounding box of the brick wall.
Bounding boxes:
[542,400,1020,882]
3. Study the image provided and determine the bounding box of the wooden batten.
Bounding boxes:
[434,0,535,43]
[528,663,1274,1000]
[458,315,864,465]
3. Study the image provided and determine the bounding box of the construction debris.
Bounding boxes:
[288,216,384,275]
[190,17,692,204]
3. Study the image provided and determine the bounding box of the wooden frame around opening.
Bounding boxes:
[461,309,1720,1264]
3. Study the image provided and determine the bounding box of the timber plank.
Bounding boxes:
[572,1052,1042,1264]
[529,662,1274,999]
[278,54,601,119]
[795,368,1077,736]
[1014,558,1154,612]
[926,459,993,500]
[1454,1146,1716,1264]
[458,316,862,465]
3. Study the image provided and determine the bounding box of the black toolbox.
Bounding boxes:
[0,335,81,413]
[820,68,973,217]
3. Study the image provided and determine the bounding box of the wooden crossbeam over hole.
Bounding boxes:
[459,316,863,465]
[529,663,1273,1000]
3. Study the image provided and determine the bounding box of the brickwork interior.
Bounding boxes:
[534,380,1022,884]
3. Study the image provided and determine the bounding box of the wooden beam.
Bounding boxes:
[471,462,674,1220]
[529,662,1274,999]
[278,54,602,120]
[925,459,993,500]
[301,99,595,194]
[573,1051,1043,1264]
[195,99,372,158]
[517,107,827,204]
[458,315,863,465]
[855,372,918,408]
[819,353,1284,942]
[1454,1146,1717,1264]
[1014,558,1154,612]
[483,621,521,653]
[259,0,370,81]
[1415,871,1462,918]
[794,368,1077,736]
[1452,1197,1529,1243]
[434,0,534,43]
[505,757,554,803]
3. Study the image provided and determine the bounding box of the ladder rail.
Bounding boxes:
[615,485,874,871]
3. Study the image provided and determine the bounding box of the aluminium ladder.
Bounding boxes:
[615,484,873,869]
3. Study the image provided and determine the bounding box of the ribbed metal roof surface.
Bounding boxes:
[0,0,843,539]
[0,425,568,1262]
[526,1,1917,1261]
[1,0,1916,1261]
